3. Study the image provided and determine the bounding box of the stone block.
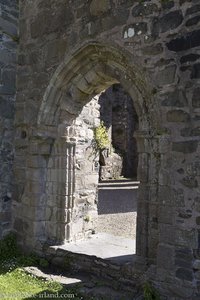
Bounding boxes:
[191,63,200,79]
[157,244,174,270]
[192,88,200,108]
[193,260,200,270]
[51,257,64,267]
[154,65,176,86]
[0,17,17,36]
[123,22,147,39]
[175,229,196,248]
[132,3,158,17]
[176,268,193,281]
[159,224,175,245]
[172,141,198,153]
[167,109,190,122]
[142,43,163,56]
[0,97,14,119]
[158,206,174,224]
[167,29,200,52]
[161,90,188,107]
[0,49,16,65]
[154,11,183,34]
[181,176,198,188]
[168,279,194,298]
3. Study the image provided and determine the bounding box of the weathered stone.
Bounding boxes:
[176,248,193,261]
[0,69,16,94]
[154,65,176,86]
[178,209,192,219]
[123,22,147,39]
[186,4,200,15]
[30,8,74,39]
[196,217,200,226]
[168,280,194,298]
[51,257,64,267]
[175,257,192,268]
[186,15,200,27]
[142,44,163,55]
[176,229,196,248]
[132,3,158,17]
[161,90,188,107]
[90,0,111,16]
[193,260,200,270]
[181,127,200,137]
[0,17,17,36]
[152,11,183,37]
[167,30,200,52]
[180,53,200,64]
[0,97,14,119]
[1,1,200,298]
[159,11,183,33]
[172,141,198,153]
[195,271,200,280]
[191,63,200,79]
[161,1,174,10]
[157,244,174,270]
[192,88,200,108]
[167,110,190,122]
[181,176,198,188]
[155,58,174,67]
[176,268,193,281]
[195,197,200,213]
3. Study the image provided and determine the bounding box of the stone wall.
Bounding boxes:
[0,0,18,238]
[62,96,100,241]
[12,0,200,299]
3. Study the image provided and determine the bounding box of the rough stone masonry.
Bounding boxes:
[0,0,200,299]
[0,0,18,238]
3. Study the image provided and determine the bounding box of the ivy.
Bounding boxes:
[143,282,160,300]
[93,121,110,150]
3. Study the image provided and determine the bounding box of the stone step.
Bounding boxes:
[98,180,140,189]
[45,233,141,294]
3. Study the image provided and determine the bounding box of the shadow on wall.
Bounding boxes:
[98,187,138,214]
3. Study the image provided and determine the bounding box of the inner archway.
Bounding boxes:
[34,42,161,265]
[98,83,138,181]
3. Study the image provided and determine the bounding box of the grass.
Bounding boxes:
[0,234,85,300]
[0,266,61,299]
[0,260,83,300]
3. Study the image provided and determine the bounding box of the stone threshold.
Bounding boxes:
[45,233,140,291]
[98,180,140,189]
[53,233,136,264]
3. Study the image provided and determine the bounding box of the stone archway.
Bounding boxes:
[35,42,161,259]
[14,42,166,268]
[11,1,200,296]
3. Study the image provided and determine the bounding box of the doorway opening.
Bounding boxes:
[56,83,139,262]
[34,43,157,268]
[96,84,139,253]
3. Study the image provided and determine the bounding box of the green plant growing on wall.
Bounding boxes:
[84,215,90,222]
[0,233,20,261]
[93,121,110,150]
[143,282,160,300]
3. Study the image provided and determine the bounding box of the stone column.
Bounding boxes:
[134,131,170,267]
[45,136,75,244]
[134,131,151,262]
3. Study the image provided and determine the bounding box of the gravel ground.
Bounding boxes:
[97,212,137,239]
